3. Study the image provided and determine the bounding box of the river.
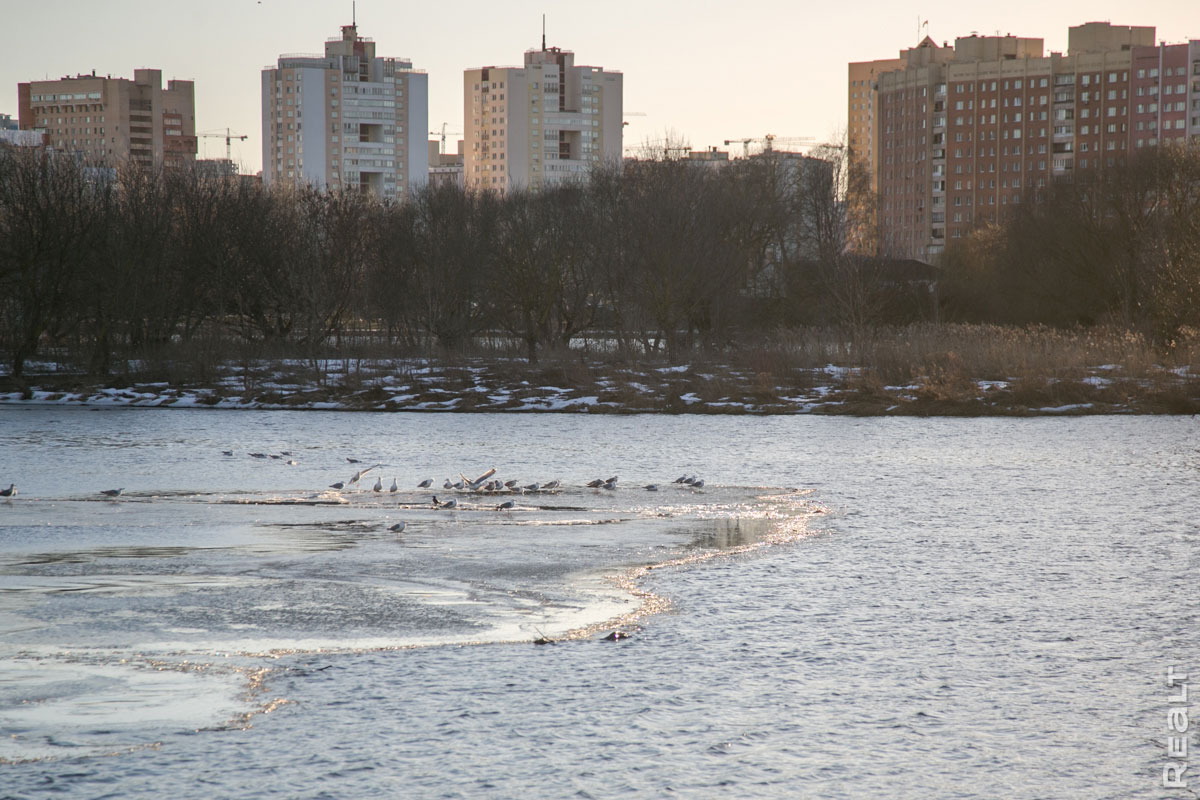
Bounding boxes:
[0,408,1196,798]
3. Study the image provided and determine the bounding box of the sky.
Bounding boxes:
[2,0,1197,173]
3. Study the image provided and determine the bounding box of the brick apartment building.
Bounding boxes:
[850,22,1200,261]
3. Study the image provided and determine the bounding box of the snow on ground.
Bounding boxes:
[0,357,1193,414]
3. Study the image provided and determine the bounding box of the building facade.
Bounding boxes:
[262,23,428,201]
[859,22,1200,261]
[463,45,622,194]
[848,54,906,195]
[17,69,196,169]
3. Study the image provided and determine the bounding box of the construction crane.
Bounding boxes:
[430,123,463,155]
[198,128,248,162]
[623,139,691,158]
[763,134,816,152]
[724,134,816,157]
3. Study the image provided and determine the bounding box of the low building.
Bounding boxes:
[428,139,464,189]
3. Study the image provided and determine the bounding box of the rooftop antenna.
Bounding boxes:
[542,14,546,51]
[352,1,356,26]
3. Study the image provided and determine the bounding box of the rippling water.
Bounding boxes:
[1,408,1197,798]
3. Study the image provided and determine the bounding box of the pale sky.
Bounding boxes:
[2,0,1196,173]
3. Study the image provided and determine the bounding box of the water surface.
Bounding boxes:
[0,408,1196,798]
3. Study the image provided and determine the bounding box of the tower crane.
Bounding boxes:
[763,134,816,152]
[724,134,817,157]
[198,128,248,162]
[430,123,463,155]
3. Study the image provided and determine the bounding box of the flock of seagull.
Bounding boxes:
[316,463,709,524]
[0,457,707,518]
[0,483,125,501]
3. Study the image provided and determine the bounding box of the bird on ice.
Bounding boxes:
[100,488,124,498]
[329,481,345,490]
[389,521,407,533]
[691,479,705,489]
[0,484,15,499]
[373,476,383,492]
[496,499,515,510]
[418,478,433,489]
[432,495,457,509]
[389,478,398,493]
[586,478,604,488]
[644,484,659,491]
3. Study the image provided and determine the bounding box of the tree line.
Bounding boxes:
[2,142,1197,379]
[939,145,1200,348]
[0,144,902,377]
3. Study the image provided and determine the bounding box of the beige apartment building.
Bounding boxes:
[848,55,905,193]
[17,69,196,169]
[262,23,428,201]
[855,22,1200,261]
[463,44,622,194]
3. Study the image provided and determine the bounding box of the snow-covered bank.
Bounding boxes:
[2,357,1197,415]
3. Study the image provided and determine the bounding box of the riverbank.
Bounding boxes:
[2,354,1197,415]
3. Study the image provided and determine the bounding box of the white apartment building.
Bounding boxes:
[463,45,622,193]
[262,23,428,200]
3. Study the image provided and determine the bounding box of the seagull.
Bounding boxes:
[644,484,659,491]
[504,479,520,489]
[389,478,398,493]
[603,478,618,490]
[673,475,688,484]
[221,450,233,456]
[100,488,124,498]
[443,479,453,489]
[606,476,619,484]
[249,452,267,459]
[542,479,560,490]
[523,482,540,493]
[586,478,604,488]
[460,468,497,491]
[347,458,361,464]
[269,454,282,460]
[692,479,705,489]
[373,476,383,492]
[0,484,15,499]
[418,478,433,489]
[496,499,515,510]
[329,481,345,490]
[280,451,292,456]
[433,495,457,509]
[683,476,697,485]
[349,464,379,484]
[389,521,407,533]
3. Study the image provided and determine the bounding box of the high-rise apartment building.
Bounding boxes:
[848,55,905,194]
[17,69,196,169]
[856,22,1200,261]
[262,23,428,200]
[463,44,622,193]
